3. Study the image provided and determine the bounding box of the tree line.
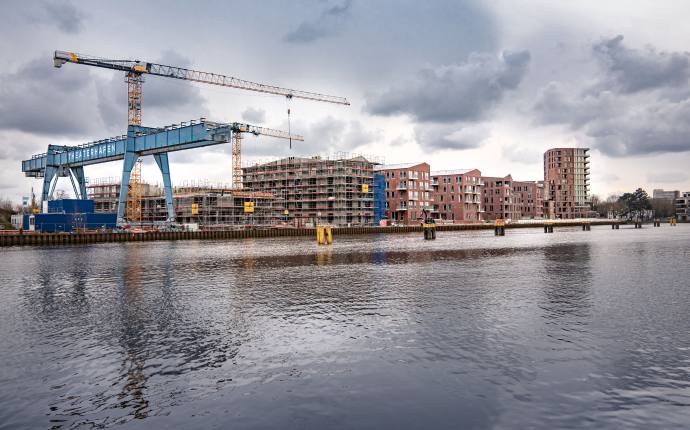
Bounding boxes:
[591,188,676,219]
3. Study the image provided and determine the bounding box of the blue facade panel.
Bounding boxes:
[48,199,95,214]
[83,213,117,229]
[373,174,386,225]
[34,213,71,232]
[29,212,116,232]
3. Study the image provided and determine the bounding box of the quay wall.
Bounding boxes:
[0,220,623,247]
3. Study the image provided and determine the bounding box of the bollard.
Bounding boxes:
[582,222,591,231]
[325,225,333,245]
[494,219,505,236]
[423,223,436,240]
[544,222,554,233]
[670,218,677,226]
[316,226,325,244]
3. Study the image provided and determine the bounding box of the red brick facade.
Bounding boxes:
[481,175,521,221]
[375,163,431,225]
[544,148,591,219]
[431,169,484,223]
[512,180,544,219]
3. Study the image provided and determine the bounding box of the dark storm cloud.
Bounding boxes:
[584,99,690,156]
[414,124,487,151]
[534,82,616,128]
[242,117,381,158]
[241,107,267,124]
[40,0,86,34]
[365,50,531,123]
[593,35,690,94]
[0,50,209,139]
[284,0,352,43]
[0,57,100,136]
[533,35,690,156]
[95,50,208,131]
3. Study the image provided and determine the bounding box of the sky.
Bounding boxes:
[2,0,690,202]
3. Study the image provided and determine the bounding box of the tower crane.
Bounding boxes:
[228,123,304,188]
[53,50,349,191]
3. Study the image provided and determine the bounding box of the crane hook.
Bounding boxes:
[286,95,293,149]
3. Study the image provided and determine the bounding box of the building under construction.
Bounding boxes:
[87,178,277,227]
[242,154,380,226]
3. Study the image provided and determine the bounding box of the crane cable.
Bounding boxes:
[286,95,293,149]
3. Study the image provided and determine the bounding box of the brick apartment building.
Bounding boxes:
[243,155,375,226]
[374,162,431,225]
[544,148,591,219]
[513,180,544,219]
[481,175,521,221]
[430,169,484,223]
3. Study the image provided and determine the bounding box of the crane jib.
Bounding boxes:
[53,50,350,105]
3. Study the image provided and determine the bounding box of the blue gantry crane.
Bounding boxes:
[22,50,348,224]
[22,120,304,222]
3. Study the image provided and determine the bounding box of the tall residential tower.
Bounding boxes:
[544,148,591,219]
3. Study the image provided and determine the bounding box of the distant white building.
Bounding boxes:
[11,214,23,229]
[675,192,690,221]
[653,189,680,201]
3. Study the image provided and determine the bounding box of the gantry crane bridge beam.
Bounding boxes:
[21,119,303,223]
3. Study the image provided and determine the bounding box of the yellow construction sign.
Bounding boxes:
[361,183,369,193]
[191,203,199,215]
[244,201,255,213]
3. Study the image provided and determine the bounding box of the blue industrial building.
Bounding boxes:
[373,173,386,225]
[23,199,116,233]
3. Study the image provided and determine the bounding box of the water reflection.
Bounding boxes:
[540,243,593,321]
[116,245,150,419]
[3,227,689,429]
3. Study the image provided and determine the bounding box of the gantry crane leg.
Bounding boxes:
[153,153,175,222]
[117,126,139,223]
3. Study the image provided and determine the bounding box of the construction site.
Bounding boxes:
[87,177,277,228]
[19,50,352,232]
[243,153,383,226]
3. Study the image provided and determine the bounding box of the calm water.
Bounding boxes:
[1,226,689,429]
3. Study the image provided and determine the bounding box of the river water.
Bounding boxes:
[1,225,689,429]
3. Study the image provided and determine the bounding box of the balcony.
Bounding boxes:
[396,184,407,191]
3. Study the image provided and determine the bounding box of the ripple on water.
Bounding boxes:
[0,226,689,429]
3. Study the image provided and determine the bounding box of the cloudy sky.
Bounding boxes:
[2,0,690,201]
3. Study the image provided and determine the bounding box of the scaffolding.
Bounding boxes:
[242,155,378,226]
[87,178,277,228]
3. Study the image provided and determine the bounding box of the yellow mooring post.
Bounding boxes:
[325,225,333,244]
[544,221,554,233]
[494,219,505,236]
[316,225,325,244]
[423,222,436,240]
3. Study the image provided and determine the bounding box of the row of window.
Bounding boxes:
[383,170,430,180]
